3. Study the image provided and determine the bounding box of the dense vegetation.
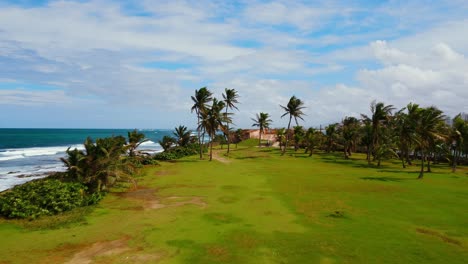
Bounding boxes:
[0,130,149,219]
[0,179,102,219]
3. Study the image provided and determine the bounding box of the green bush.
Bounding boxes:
[0,179,102,219]
[153,144,199,161]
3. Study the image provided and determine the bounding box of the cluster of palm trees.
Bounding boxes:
[251,97,467,179]
[251,95,307,155]
[158,125,194,152]
[191,87,240,161]
[61,130,148,193]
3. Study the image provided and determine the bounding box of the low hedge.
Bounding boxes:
[0,179,103,219]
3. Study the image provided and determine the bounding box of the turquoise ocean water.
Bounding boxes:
[0,128,173,191]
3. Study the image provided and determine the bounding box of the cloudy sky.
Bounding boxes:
[1,0,467,129]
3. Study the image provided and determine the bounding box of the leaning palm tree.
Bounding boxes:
[362,101,394,164]
[127,129,148,157]
[280,96,306,155]
[200,98,228,161]
[251,112,273,147]
[415,106,445,179]
[191,87,213,159]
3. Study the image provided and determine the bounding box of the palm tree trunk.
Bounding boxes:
[197,113,203,159]
[452,150,458,172]
[401,155,406,168]
[258,129,262,147]
[209,135,213,161]
[344,142,348,159]
[426,153,432,172]
[418,152,425,179]
[282,116,292,155]
[226,108,230,154]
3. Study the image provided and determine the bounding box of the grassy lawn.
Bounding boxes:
[1,145,467,263]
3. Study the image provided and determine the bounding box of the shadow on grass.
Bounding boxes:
[360,176,415,182]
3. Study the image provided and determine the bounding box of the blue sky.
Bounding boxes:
[1,0,468,128]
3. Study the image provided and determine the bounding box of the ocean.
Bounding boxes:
[0,128,174,192]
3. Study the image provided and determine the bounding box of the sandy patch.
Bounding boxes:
[66,238,131,264]
[117,187,207,210]
[211,150,231,164]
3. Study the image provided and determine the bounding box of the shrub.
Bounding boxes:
[153,144,199,161]
[0,179,102,219]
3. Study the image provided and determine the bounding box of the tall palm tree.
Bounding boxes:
[173,125,192,147]
[251,112,273,147]
[222,88,240,154]
[191,87,213,159]
[280,96,306,155]
[200,98,228,161]
[415,106,445,179]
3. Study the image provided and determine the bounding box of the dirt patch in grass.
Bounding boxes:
[65,237,131,264]
[116,187,207,210]
[212,150,231,163]
[416,228,462,246]
[155,170,172,177]
[206,245,232,262]
[63,236,164,264]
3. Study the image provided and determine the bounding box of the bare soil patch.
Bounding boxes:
[66,238,131,264]
[117,187,207,210]
[211,150,231,164]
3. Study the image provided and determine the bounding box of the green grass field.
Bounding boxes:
[1,145,467,263]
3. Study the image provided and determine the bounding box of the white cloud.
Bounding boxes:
[1,0,468,128]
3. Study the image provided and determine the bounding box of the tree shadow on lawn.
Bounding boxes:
[360,176,416,182]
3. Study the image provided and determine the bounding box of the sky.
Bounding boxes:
[0,0,467,129]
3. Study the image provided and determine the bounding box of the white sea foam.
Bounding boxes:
[0,144,83,162]
[0,155,25,161]
[0,140,164,191]
[139,140,157,146]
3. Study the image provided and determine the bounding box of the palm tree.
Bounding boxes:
[341,117,360,159]
[251,112,273,147]
[127,129,148,157]
[304,127,321,157]
[394,103,420,168]
[222,88,240,154]
[415,106,446,179]
[159,136,176,152]
[61,136,131,193]
[191,87,213,159]
[276,128,287,149]
[173,125,192,147]
[325,123,338,153]
[362,101,394,165]
[200,98,228,161]
[450,114,467,172]
[280,96,306,155]
[293,126,305,152]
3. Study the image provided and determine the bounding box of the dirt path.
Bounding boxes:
[211,150,231,164]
